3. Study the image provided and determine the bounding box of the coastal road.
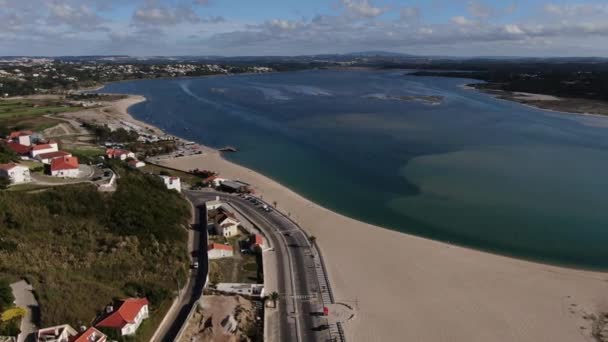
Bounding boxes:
[185,190,342,342]
[151,204,208,342]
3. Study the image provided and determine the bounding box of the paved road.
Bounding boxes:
[151,204,208,342]
[185,190,339,342]
[10,280,39,342]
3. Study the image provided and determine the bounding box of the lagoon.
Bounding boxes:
[101,69,608,269]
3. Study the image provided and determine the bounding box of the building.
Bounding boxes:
[158,175,181,193]
[205,197,223,211]
[127,159,145,168]
[219,180,250,193]
[30,142,58,158]
[8,131,33,146]
[6,141,32,157]
[70,327,106,342]
[0,163,31,184]
[249,234,265,252]
[49,156,79,178]
[208,243,234,259]
[37,324,78,342]
[105,148,135,161]
[213,207,239,237]
[37,151,72,164]
[95,298,149,336]
[215,283,265,298]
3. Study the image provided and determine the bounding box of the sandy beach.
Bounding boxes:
[84,95,608,341]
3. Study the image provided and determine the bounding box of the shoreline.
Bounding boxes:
[461,82,608,118]
[89,91,608,342]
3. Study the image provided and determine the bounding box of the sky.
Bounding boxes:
[2,0,608,57]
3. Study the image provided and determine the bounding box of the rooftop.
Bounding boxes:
[208,243,233,251]
[96,298,149,329]
[37,150,71,160]
[50,156,79,171]
[6,141,31,154]
[0,162,19,171]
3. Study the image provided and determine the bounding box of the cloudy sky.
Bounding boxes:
[2,0,608,57]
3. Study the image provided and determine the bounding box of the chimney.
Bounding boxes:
[106,305,114,313]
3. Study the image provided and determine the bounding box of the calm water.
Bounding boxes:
[102,70,608,269]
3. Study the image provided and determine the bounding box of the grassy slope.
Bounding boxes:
[0,168,190,332]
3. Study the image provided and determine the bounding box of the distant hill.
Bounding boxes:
[343,51,415,57]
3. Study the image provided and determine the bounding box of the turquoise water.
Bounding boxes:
[101,70,608,269]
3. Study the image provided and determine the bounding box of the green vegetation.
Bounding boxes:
[0,99,77,133]
[0,280,14,311]
[66,147,105,165]
[0,167,190,329]
[83,123,138,144]
[0,280,19,337]
[0,100,77,119]
[208,234,260,284]
[0,143,19,164]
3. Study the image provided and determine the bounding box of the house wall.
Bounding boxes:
[51,168,79,178]
[17,135,31,146]
[208,248,234,259]
[119,305,149,336]
[1,167,31,184]
[31,146,58,158]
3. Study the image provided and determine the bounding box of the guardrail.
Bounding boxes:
[250,195,346,342]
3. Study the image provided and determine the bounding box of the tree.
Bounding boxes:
[272,201,277,208]
[0,280,14,311]
[0,178,10,190]
[269,291,279,308]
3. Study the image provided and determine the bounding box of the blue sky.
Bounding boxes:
[2,0,608,56]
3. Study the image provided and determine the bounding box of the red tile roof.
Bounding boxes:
[250,234,264,246]
[6,141,31,155]
[105,148,131,157]
[8,130,33,139]
[50,156,79,171]
[32,144,54,151]
[69,327,106,342]
[37,151,71,160]
[208,243,233,251]
[0,162,18,171]
[96,298,149,330]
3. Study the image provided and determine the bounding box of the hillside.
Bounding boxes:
[0,167,190,331]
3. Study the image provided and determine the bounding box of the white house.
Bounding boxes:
[208,243,234,259]
[96,298,149,337]
[37,151,72,164]
[37,324,78,342]
[205,197,224,211]
[50,156,79,178]
[8,130,33,146]
[30,142,58,158]
[0,163,31,184]
[127,159,145,168]
[106,148,135,161]
[158,175,181,192]
[71,327,106,342]
[213,207,240,237]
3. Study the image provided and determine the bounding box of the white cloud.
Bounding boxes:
[400,7,420,21]
[47,3,104,31]
[504,24,524,35]
[544,3,608,16]
[451,16,473,26]
[468,1,491,18]
[132,1,200,27]
[341,0,386,18]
